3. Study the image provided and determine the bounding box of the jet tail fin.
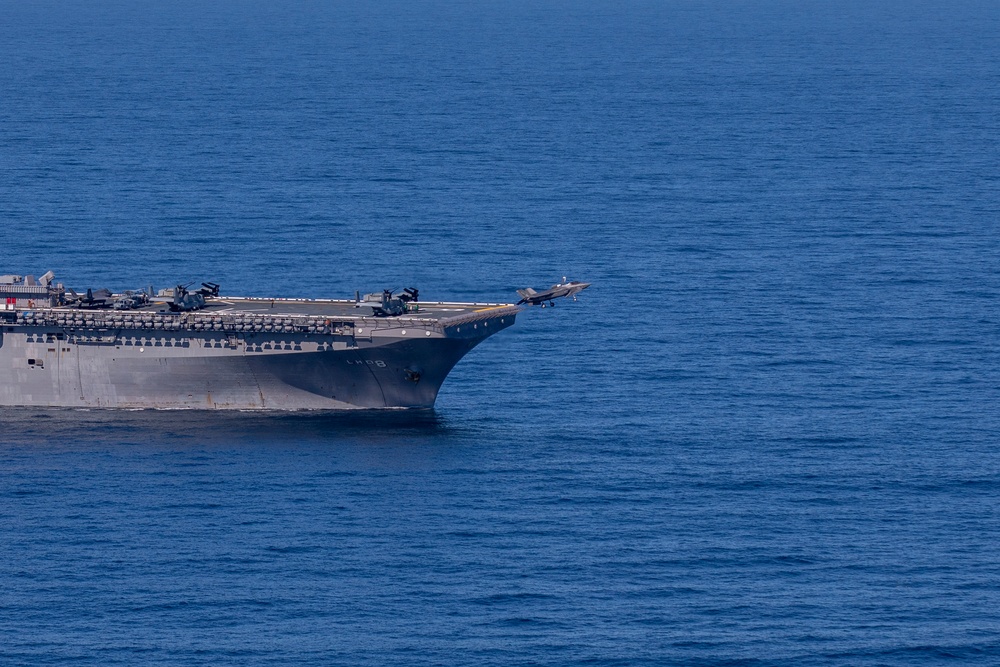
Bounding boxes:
[515,287,538,305]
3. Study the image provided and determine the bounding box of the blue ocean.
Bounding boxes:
[2,0,999,664]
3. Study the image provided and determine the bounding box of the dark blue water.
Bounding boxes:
[2,0,1000,663]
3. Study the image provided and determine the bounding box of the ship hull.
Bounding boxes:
[0,322,511,409]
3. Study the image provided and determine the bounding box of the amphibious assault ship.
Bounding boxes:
[0,272,588,410]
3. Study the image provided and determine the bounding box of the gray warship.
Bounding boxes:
[0,272,588,410]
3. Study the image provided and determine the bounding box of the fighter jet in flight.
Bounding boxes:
[516,278,590,307]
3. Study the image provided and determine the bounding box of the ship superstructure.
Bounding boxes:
[0,273,526,410]
[1,272,62,311]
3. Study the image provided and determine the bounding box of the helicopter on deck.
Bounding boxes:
[168,282,220,312]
